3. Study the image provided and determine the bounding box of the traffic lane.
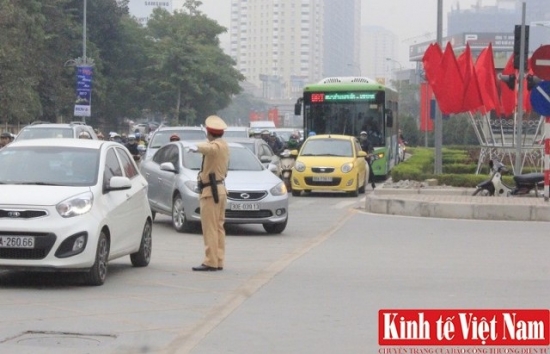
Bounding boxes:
[190,212,550,354]
[0,194,362,354]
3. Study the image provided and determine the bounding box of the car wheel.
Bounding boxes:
[84,232,109,286]
[263,218,287,234]
[347,178,359,197]
[291,190,301,197]
[358,174,366,194]
[172,193,191,233]
[130,220,152,267]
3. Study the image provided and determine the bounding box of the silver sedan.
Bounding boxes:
[140,141,289,234]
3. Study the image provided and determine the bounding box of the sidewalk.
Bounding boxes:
[364,187,550,221]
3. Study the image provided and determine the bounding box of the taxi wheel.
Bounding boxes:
[358,175,366,194]
[347,178,359,197]
[291,190,301,197]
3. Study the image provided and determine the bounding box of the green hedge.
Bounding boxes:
[391,147,514,187]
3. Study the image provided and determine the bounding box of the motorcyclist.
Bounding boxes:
[125,134,140,157]
[78,131,92,139]
[260,130,270,143]
[359,131,376,189]
[268,131,284,154]
[286,133,300,150]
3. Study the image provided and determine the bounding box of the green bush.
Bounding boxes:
[391,147,516,187]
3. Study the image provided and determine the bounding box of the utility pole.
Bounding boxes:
[514,2,527,174]
[434,0,443,174]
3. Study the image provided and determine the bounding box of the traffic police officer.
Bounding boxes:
[189,115,229,271]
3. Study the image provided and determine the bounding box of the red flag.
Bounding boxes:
[420,83,434,132]
[422,43,443,94]
[432,42,464,115]
[500,54,516,117]
[474,43,501,115]
[457,44,483,113]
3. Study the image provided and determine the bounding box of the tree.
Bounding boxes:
[145,3,244,125]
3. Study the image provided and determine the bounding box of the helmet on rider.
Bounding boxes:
[170,134,180,142]
[78,131,92,139]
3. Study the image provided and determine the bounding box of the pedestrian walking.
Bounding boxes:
[188,115,229,271]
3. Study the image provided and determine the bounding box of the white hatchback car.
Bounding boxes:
[0,139,152,285]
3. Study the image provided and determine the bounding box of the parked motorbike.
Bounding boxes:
[472,159,544,197]
[280,149,297,191]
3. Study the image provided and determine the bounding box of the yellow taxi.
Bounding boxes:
[290,134,369,197]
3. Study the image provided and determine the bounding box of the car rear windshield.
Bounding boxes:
[182,146,263,171]
[223,130,249,138]
[150,130,206,148]
[17,127,74,140]
[300,139,353,157]
[0,146,100,186]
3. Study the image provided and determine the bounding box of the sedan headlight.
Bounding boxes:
[56,192,93,218]
[184,180,200,194]
[294,161,306,172]
[270,182,287,196]
[341,162,354,173]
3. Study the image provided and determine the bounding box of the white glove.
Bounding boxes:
[187,145,198,153]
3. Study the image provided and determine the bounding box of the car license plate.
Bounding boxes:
[0,236,35,249]
[313,176,333,182]
[230,203,260,211]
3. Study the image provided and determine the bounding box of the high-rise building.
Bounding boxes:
[229,0,360,99]
[361,26,398,85]
[128,0,173,26]
[448,0,549,53]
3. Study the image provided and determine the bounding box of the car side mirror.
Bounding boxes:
[294,97,303,115]
[358,151,367,158]
[160,162,178,173]
[106,176,132,191]
[260,156,272,163]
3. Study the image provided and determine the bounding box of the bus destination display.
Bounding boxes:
[309,92,376,103]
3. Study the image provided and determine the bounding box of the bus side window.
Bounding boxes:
[386,109,394,128]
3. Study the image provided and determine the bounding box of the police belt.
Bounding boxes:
[199,180,224,188]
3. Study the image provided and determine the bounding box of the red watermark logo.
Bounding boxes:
[379,310,550,346]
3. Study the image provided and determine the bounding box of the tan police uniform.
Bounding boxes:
[196,116,229,270]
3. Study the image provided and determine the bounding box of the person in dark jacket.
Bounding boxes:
[359,131,376,189]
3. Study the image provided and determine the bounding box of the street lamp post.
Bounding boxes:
[347,63,361,76]
[385,58,403,91]
[64,0,94,123]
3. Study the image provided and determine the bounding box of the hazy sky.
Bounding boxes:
[174,0,494,66]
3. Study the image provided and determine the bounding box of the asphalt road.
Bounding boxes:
[0,191,549,353]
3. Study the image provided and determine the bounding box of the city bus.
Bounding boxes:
[294,76,399,177]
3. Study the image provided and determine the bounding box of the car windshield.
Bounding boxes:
[300,139,353,157]
[0,146,99,186]
[17,127,74,140]
[150,130,206,148]
[223,130,249,138]
[182,145,263,171]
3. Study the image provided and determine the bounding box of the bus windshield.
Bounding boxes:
[306,100,384,146]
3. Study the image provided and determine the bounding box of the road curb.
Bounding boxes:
[365,189,550,221]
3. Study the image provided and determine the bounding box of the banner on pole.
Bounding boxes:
[74,66,93,117]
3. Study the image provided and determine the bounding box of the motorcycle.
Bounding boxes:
[279,149,297,191]
[472,159,544,197]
